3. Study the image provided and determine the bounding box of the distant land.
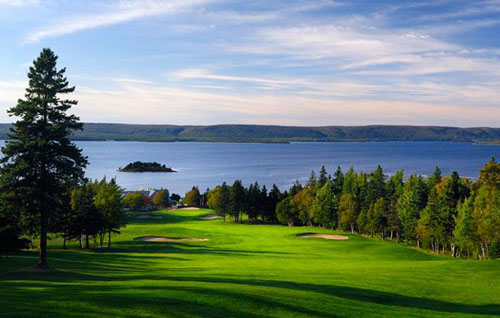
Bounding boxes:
[1,123,500,143]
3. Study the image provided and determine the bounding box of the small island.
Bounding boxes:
[118,161,176,173]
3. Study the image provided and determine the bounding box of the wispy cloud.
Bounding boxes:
[25,0,215,43]
[71,76,500,126]
[0,0,39,6]
[228,24,458,69]
[2,0,499,126]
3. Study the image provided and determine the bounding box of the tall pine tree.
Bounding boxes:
[0,49,87,268]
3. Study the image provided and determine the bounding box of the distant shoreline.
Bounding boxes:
[1,123,500,143]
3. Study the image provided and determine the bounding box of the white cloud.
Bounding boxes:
[70,77,500,126]
[25,0,215,43]
[0,0,39,6]
[230,24,457,64]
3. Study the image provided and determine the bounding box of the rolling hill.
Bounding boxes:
[0,123,499,142]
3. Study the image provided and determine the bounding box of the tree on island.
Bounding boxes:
[119,161,175,172]
[0,48,87,268]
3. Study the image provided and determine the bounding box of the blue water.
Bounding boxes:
[1,141,499,194]
[65,141,500,195]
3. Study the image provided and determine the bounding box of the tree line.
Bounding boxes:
[63,178,126,249]
[199,160,499,259]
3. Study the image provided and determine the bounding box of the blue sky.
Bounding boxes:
[0,0,499,126]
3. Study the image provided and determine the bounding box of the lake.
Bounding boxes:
[1,141,499,194]
[67,141,500,195]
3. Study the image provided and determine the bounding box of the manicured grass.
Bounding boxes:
[1,209,499,318]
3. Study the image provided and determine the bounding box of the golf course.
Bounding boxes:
[1,208,499,318]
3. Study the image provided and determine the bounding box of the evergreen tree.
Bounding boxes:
[289,179,303,196]
[0,48,87,268]
[342,167,358,195]
[417,187,445,251]
[307,170,317,188]
[246,182,261,222]
[427,166,442,190]
[441,171,468,254]
[70,183,100,249]
[371,197,388,238]
[266,184,281,223]
[367,165,386,205]
[357,173,370,212]
[0,196,24,255]
[230,180,246,222]
[397,175,425,244]
[356,209,368,234]
[333,166,344,196]
[318,166,328,187]
[386,170,404,239]
[219,182,231,222]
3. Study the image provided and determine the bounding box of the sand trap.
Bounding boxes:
[134,236,208,242]
[177,207,200,211]
[200,214,222,220]
[135,215,162,219]
[297,233,348,240]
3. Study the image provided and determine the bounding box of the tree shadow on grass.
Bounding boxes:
[161,276,499,316]
[2,271,498,317]
[1,277,338,318]
[94,275,497,316]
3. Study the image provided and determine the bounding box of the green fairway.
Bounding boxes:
[1,209,499,318]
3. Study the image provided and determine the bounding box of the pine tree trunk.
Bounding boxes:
[108,231,111,248]
[63,237,66,250]
[79,235,83,249]
[38,210,49,269]
[86,234,89,249]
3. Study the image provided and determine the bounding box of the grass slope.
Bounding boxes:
[0,209,499,318]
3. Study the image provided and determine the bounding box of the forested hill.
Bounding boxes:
[0,123,499,142]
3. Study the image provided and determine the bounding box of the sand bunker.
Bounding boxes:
[134,236,208,242]
[135,215,163,219]
[200,214,222,220]
[297,233,348,240]
[177,207,200,211]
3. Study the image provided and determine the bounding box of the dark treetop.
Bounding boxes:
[118,161,176,173]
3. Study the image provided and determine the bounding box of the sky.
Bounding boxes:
[0,0,499,127]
